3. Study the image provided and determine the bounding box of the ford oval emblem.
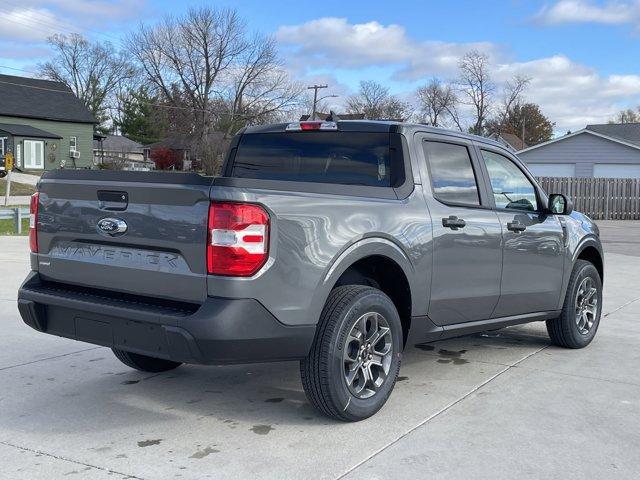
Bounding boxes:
[97,217,128,237]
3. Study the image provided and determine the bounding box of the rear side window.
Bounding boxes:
[423,141,480,206]
[230,132,402,187]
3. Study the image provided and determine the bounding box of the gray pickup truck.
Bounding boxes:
[18,120,603,421]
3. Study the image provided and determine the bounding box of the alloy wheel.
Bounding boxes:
[343,311,393,399]
[575,277,598,335]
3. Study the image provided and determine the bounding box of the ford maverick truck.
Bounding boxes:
[18,120,604,421]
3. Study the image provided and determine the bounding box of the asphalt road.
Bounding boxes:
[0,222,639,479]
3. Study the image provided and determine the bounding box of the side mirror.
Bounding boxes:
[548,193,573,215]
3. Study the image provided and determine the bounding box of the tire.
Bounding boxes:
[300,285,403,422]
[112,348,182,373]
[546,260,602,349]
[0,171,6,178]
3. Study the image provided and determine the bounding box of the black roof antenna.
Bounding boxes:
[325,110,341,122]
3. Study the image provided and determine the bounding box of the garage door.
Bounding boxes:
[593,164,640,178]
[525,163,575,177]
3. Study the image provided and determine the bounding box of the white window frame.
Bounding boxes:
[23,139,45,169]
[0,137,6,156]
[70,136,77,152]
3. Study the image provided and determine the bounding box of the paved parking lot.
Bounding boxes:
[1,222,639,479]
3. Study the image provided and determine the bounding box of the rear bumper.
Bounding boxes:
[17,272,315,365]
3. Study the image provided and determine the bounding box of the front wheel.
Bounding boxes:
[546,260,602,349]
[300,285,403,422]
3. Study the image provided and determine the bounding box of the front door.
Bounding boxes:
[477,148,565,317]
[421,138,503,326]
[23,140,44,169]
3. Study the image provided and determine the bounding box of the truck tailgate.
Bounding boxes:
[35,170,212,304]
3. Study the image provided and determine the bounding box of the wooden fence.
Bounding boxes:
[536,177,640,220]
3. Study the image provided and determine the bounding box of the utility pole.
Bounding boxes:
[521,116,526,150]
[307,84,328,120]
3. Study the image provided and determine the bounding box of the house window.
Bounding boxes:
[23,140,45,169]
[0,137,6,156]
[70,136,77,152]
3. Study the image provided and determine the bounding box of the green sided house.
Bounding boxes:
[0,74,96,172]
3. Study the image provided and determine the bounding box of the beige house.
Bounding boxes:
[93,134,154,171]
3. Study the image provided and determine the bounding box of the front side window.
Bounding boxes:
[423,141,480,206]
[70,136,77,151]
[481,150,538,211]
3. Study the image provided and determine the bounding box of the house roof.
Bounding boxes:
[0,74,96,124]
[0,122,62,139]
[94,134,143,153]
[499,132,528,151]
[518,126,640,154]
[586,123,640,146]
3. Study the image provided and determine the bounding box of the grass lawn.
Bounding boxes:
[0,217,29,236]
[0,180,36,196]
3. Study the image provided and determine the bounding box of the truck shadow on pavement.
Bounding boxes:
[4,324,553,434]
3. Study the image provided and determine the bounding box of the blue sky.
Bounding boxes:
[1,0,640,132]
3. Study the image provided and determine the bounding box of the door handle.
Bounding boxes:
[442,216,466,230]
[507,221,527,233]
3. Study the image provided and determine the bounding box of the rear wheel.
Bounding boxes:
[546,260,602,349]
[112,348,182,373]
[300,285,403,422]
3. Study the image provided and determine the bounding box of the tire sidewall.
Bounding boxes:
[327,290,403,420]
[564,262,603,347]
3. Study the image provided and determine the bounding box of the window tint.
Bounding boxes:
[424,141,480,205]
[481,150,538,211]
[231,132,402,187]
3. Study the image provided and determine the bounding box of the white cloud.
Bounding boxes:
[276,17,640,132]
[535,0,640,26]
[496,56,640,130]
[276,17,496,78]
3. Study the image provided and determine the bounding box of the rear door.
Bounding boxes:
[36,171,212,304]
[476,146,565,317]
[419,135,503,326]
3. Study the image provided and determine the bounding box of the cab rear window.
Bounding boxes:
[230,132,404,187]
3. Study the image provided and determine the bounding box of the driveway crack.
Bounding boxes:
[0,347,102,372]
[336,345,548,479]
[0,440,144,479]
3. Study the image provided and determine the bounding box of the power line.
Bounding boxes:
[0,65,38,76]
[0,0,124,44]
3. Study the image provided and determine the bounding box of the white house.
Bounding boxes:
[518,123,640,178]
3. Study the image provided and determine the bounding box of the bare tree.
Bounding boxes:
[457,50,495,135]
[610,107,640,124]
[346,80,412,120]
[39,34,134,124]
[220,34,303,135]
[126,6,302,175]
[127,8,246,134]
[417,78,460,129]
[127,7,302,142]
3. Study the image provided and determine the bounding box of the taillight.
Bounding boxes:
[29,192,39,253]
[207,202,269,276]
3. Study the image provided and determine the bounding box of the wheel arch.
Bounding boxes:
[313,238,419,347]
[573,237,604,282]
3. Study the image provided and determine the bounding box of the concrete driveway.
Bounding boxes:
[1,223,639,479]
